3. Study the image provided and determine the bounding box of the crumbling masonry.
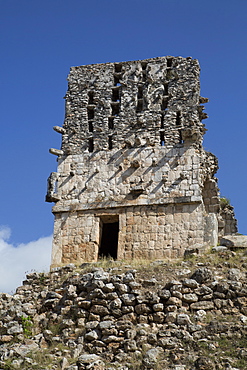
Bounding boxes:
[46,56,237,267]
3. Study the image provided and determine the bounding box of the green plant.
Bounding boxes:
[29,351,54,370]
[47,322,62,336]
[38,272,48,285]
[3,359,14,370]
[220,196,231,209]
[28,343,74,369]
[236,358,247,369]
[21,316,33,338]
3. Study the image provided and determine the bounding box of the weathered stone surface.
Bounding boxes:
[121,294,136,306]
[90,305,109,316]
[135,304,152,315]
[153,303,164,312]
[77,354,101,364]
[204,213,218,247]
[103,283,115,293]
[182,278,198,288]
[153,312,165,323]
[123,272,135,283]
[194,356,215,369]
[159,289,171,300]
[0,334,13,343]
[114,283,130,294]
[182,293,198,303]
[99,320,114,330]
[165,312,177,323]
[85,321,99,330]
[194,285,213,296]
[176,314,191,325]
[221,235,247,248]
[109,298,122,310]
[166,297,182,307]
[123,339,137,352]
[7,323,23,335]
[85,330,100,341]
[228,268,244,281]
[190,301,214,310]
[191,268,213,284]
[78,299,91,309]
[212,245,228,252]
[142,348,160,368]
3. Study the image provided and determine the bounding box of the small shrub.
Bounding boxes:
[47,322,62,336]
[21,316,33,338]
[38,272,48,285]
[220,197,230,209]
[3,359,14,370]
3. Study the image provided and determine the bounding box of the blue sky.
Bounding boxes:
[0,0,246,292]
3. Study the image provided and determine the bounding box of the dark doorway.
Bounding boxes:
[98,220,119,259]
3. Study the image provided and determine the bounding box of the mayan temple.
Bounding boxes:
[46,56,237,267]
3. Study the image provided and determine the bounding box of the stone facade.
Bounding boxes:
[47,56,237,267]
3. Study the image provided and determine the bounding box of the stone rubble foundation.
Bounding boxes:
[1,251,247,369]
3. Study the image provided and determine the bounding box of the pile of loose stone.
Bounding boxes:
[0,258,247,369]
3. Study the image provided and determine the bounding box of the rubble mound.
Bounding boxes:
[1,249,247,369]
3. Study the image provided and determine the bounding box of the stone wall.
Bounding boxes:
[1,257,247,369]
[53,146,202,209]
[52,203,205,265]
[220,203,238,236]
[60,56,205,154]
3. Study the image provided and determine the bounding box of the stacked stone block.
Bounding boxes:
[1,263,246,369]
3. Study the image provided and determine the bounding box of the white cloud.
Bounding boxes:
[0,226,52,294]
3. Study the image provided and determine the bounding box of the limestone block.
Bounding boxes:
[190,301,214,310]
[165,312,177,323]
[176,313,191,325]
[220,235,247,249]
[204,213,218,247]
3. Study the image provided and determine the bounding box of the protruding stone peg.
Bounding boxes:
[49,148,64,156]
[131,160,140,168]
[180,171,189,180]
[162,173,168,183]
[199,97,209,104]
[53,126,66,134]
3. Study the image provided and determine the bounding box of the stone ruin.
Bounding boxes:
[46,56,237,267]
